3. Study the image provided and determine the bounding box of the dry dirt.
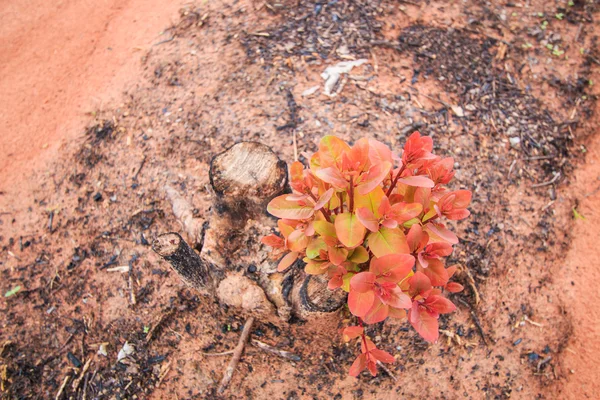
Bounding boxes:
[1,0,599,399]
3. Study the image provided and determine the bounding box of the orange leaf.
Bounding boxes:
[267,195,315,220]
[348,290,375,317]
[445,282,464,293]
[356,207,379,232]
[277,252,298,272]
[342,326,364,342]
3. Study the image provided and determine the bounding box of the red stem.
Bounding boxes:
[308,192,333,223]
[349,175,354,213]
[386,164,407,197]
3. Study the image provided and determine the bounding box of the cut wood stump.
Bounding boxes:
[152,142,347,322]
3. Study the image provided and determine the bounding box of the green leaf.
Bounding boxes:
[367,227,410,258]
[555,13,564,20]
[335,213,366,248]
[573,207,586,221]
[4,285,21,298]
[306,237,327,259]
[348,246,369,264]
[143,326,150,334]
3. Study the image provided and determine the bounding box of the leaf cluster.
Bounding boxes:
[263,133,472,377]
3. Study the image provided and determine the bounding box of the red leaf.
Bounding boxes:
[349,354,367,377]
[357,161,392,195]
[335,212,366,248]
[398,175,435,188]
[267,195,315,220]
[445,282,464,293]
[446,264,459,278]
[370,349,395,364]
[389,202,423,224]
[425,295,456,314]
[408,271,432,297]
[328,246,349,266]
[425,242,453,257]
[342,326,364,342]
[368,138,393,165]
[425,222,459,245]
[406,223,428,252]
[261,234,285,248]
[277,252,298,272]
[421,258,449,286]
[348,290,375,317]
[409,302,439,343]
[350,272,376,293]
[356,207,379,232]
[315,167,347,188]
[362,300,389,324]
[369,254,414,283]
[382,285,412,309]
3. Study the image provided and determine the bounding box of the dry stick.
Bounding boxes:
[55,375,70,400]
[531,172,561,188]
[217,316,255,394]
[376,361,398,382]
[251,339,301,362]
[201,350,235,356]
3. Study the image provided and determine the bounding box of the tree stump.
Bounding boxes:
[152,142,346,321]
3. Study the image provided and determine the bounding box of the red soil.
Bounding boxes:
[0,0,181,190]
[1,0,599,398]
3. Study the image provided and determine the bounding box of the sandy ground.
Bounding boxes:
[1,0,599,398]
[0,0,182,190]
[559,118,600,398]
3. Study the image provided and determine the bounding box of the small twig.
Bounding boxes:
[470,311,488,346]
[128,255,138,306]
[48,211,55,232]
[376,361,398,382]
[153,37,174,46]
[531,172,561,188]
[537,356,552,372]
[217,316,255,394]
[521,155,556,161]
[71,358,92,391]
[507,159,517,179]
[55,375,70,400]
[200,350,235,356]
[251,339,301,361]
[133,156,147,181]
[464,268,480,306]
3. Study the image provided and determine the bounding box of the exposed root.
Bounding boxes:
[165,185,204,245]
[217,316,255,394]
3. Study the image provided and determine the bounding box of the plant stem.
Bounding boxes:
[339,192,344,213]
[308,192,333,223]
[386,164,407,197]
[349,175,354,213]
